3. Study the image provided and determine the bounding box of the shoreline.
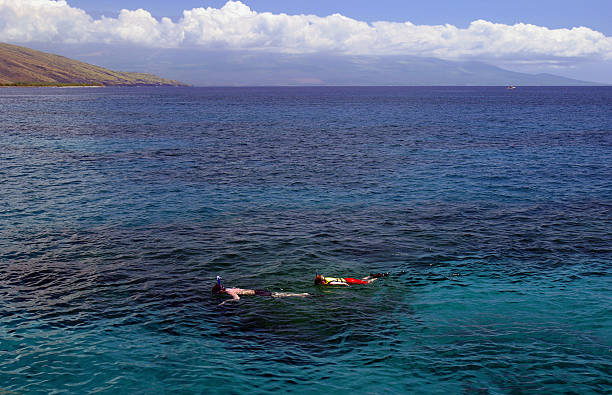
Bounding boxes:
[0,84,186,88]
[0,84,104,88]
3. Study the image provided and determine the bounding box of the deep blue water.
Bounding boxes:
[0,86,610,394]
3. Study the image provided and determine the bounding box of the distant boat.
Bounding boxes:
[506,85,516,90]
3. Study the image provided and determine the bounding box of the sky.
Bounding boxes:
[1,0,611,84]
[66,0,612,35]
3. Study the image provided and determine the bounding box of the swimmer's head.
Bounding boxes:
[212,283,226,294]
[314,274,323,285]
[212,276,225,294]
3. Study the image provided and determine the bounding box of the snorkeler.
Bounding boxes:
[314,272,389,286]
[212,276,310,306]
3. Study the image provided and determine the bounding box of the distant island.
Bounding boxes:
[0,42,186,87]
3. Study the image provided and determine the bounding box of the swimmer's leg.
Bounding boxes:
[361,272,390,283]
[271,292,311,298]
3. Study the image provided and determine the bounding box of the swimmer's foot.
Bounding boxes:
[370,272,389,278]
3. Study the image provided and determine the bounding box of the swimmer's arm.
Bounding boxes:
[218,291,240,306]
[327,281,349,286]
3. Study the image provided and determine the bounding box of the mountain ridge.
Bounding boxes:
[2,42,603,87]
[67,46,597,87]
[0,42,186,86]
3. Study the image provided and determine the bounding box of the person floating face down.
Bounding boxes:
[314,272,389,286]
[212,276,310,306]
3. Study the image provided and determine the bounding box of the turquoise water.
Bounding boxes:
[0,86,610,393]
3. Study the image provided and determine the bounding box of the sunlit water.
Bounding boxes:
[1,86,610,393]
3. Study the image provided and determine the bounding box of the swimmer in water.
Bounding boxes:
[314,272,389,286]
[212,276,310,306]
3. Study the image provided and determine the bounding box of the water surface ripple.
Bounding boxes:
[1,86,610,393]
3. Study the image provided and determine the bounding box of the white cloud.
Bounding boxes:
[1,0,611,62]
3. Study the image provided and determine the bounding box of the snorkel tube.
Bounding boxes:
[213,275,225,294]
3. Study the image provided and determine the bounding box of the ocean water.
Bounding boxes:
[0,86,610,394]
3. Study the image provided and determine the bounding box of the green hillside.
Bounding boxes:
[0,42,186,86]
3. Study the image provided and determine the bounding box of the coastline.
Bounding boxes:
[0,84,186,88]
[0,83,104,88]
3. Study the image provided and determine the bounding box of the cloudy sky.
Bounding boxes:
[1,0,611,84]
